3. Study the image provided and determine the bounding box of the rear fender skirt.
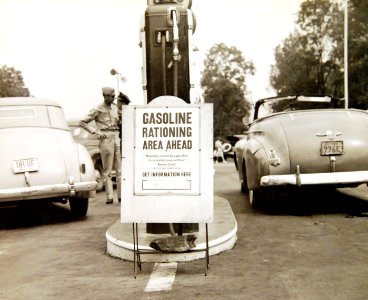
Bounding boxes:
[245,147,269,190]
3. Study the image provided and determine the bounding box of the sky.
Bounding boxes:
[0,0,304,119]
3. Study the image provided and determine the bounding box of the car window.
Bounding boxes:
[47,106,69,130]
[258,98,333,119]
[0,107,36,118]
[257,102,274,119]
[0,105,68,130]
[0,106,48,128]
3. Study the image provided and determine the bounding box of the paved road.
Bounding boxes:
[1,162,368,299]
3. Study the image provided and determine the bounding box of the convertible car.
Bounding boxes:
[234,95,368,208]
[0,97,97,217]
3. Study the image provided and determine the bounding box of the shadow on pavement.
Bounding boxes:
[257,187,368,217]
[0,202,77,229]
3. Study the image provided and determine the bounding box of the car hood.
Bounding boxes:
[0,128,80,189]
[276,109,368,173]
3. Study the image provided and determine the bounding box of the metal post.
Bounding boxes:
[161,33,167,95]
[206,223,209,270]
[172,9,179,97]
[344,0,349,108]
[110,68,120,95]
[116,73,119,94]
[133,223,136,278]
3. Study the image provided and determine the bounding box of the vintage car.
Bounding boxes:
[0,97,97,217]
[234,95,368,208]
[222,140,234,160]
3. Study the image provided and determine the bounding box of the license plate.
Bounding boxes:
[13,158,39,173]
[320,141,344,156]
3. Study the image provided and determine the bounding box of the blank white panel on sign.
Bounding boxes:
[142,179,192,190]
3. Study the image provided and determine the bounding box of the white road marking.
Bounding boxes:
[144,262,177,292]
[0,244,13,256]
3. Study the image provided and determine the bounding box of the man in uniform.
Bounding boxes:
[116,91,130,143]
[80,87,121,204]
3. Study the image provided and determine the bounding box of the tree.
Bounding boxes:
[200,43,254,139]
[271,33,321,95]
[346,0,368,108]
[270,0,344,98]
[0,65,30,97]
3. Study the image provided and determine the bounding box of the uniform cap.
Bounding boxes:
[102,87,115,96]
[117,92,130,105]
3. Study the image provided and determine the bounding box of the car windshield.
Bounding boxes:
[0,105,69,130]
[257,96,334,119]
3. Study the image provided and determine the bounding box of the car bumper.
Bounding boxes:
[0,180,97,201]
[261,171,368,187]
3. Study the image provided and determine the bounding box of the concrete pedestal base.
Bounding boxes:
[106,197,237,262]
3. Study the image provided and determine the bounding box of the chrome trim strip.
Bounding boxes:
[261,171,368,186]
[0,181,97,200]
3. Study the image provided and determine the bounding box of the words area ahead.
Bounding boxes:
[120,96,214,224]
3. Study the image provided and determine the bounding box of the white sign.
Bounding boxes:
[134,107,200,195]
[121,97,213,223]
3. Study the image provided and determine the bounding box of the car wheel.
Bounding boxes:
[94,161,104,192]
[69,197,89,218]
[249,189,263,209]
[222,143,232,153]
[240,160,249,193]
[233,153,238,170]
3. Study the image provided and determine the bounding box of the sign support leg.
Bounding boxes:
[133,223,142,279]
[205,223,209,275]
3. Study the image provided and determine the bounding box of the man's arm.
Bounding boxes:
[79,108,107,140]
[79,109,98,134]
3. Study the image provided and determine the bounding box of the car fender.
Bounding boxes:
[244,128,291,189]
[244,139,269,190]
[234,138,246,176]
[76,143,96,184]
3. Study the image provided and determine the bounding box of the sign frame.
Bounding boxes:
[121,97,213,223]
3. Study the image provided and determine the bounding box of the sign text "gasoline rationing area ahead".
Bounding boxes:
[141,111,194,150]
[135,107,200,195]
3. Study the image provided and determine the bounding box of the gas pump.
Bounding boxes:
[140,0,198,235]
[140,0,196,104]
